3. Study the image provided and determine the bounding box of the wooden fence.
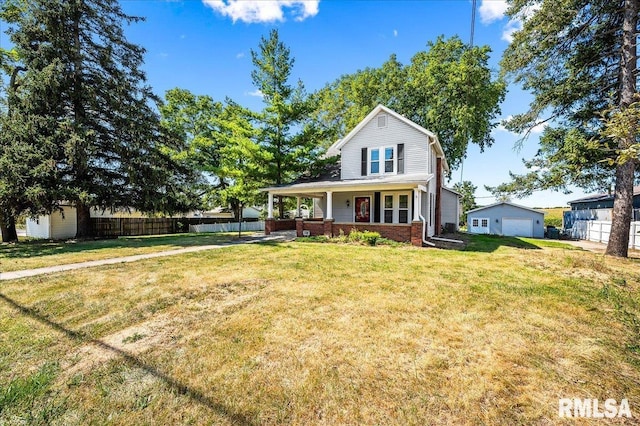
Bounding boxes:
[90,217,260,238]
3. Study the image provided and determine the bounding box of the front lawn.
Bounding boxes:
[0,232,256,273]
[1,238,638,424]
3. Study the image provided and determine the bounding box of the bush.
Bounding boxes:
[348,229,381,246]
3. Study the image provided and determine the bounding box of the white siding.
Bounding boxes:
[467,204,545,238]
[313,198,325,219]
[50,207,77,239]
[26,216,51,239]
[332,192,355,223]
[340,112,430,180]
[441,189,460,230]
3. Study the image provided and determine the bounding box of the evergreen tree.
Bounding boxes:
[4,0,198,238]
[493,0,638,257]
[251,29,325,218]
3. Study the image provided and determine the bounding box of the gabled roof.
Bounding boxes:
[442,187,462,197]
[328,105,449,172]
[466,201,545,215]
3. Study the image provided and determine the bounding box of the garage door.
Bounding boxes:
[502,218,533,237]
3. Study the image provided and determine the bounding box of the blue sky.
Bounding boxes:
[7,0,590,208]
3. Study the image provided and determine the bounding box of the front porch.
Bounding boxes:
[291,218,423,246]
[263,174,437,247]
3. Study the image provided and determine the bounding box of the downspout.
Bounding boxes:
[417,185,435,246]
[419,212,435,247]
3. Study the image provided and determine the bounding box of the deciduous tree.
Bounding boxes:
[312,36,506,170]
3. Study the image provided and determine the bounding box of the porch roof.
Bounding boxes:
[262,173,433,197]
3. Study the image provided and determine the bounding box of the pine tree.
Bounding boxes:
[496,0,638,257]
[4,0,198,238]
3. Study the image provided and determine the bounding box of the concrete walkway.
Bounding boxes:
[0,232,294,281]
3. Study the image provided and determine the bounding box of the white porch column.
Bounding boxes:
[267,192,274,219]
[296,196,301,217]
[413,188,421,220]
[326,191,333,220]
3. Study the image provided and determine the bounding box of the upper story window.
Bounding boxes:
[384,147,394,173]
[370,149,380,174]
[377,114,387,128]
[361,143,404,176]
[370,146,395,175]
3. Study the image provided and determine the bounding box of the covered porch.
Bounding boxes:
[262,174,436,247]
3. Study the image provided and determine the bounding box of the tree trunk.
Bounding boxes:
[278,196,285,219]
[606,0,638,257]
[0,214,18,243]
[75,202,92,239]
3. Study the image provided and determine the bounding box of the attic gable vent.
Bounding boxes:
[377,114,387,128]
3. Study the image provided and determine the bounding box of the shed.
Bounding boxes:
[466,202,545,238]
[26,206,78,240]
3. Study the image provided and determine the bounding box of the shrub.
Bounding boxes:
[348,229,381,246]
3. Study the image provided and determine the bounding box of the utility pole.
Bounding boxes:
[460,0,477,184]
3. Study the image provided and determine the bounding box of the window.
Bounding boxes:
[472,218,479,227]
[384,195,393,223]
[481,219,489,228]
[399,194,409,223]
[377,114,387,128]
[380,193,411,224]
[384,147,394,173]
[369,146,395,175]
[370,149,380,174]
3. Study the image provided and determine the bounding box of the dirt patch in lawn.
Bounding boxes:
[61,315,174,380]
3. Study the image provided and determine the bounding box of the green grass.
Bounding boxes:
[0,236,639,424]
[0,232,257,273]
[539,207,569,228]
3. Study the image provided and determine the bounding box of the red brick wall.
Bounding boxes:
[265,218,274,235]
[301,220,415,243]
[411,221,423,247]
[272,219,296,231]
[302,221,324,236]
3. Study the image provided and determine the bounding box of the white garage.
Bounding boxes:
[502,218,533,237]
[467,202,545,238]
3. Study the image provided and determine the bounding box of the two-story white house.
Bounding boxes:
[262,105,461,246]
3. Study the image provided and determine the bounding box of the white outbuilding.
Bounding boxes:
[466,202,545,238]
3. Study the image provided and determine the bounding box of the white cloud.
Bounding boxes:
[203,1,320,24]
[393,29,398,37]
[501,19,521,43]
[246,89,264,98]
[236,52,245,59]
[479,0,508,24]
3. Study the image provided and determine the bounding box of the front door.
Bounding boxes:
[354,196,370,222]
